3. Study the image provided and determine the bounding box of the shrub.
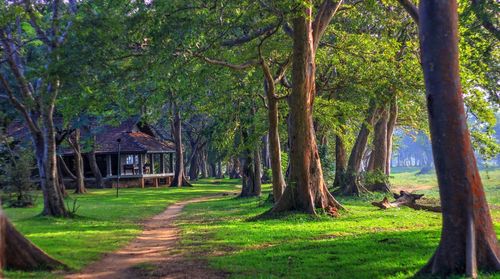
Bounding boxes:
[0,149,37,207]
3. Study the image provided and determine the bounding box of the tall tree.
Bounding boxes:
[272,0,344,215]
[416,0,500,276]
[0,1,79,217]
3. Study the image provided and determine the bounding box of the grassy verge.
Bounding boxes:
[3,179,239,279]
[177,171,499,279]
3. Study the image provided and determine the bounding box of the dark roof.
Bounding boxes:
[5,118,175,154]
[93,131,175,154]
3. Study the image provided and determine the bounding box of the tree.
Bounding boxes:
[416,0,500,276]
[0,208,65,272]
[0,1,79,217]
[272,0,344,215]
[170,101,191,187]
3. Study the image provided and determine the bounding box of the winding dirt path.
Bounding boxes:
[65,194,229,279]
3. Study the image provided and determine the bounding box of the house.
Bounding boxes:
[6,118,176,188]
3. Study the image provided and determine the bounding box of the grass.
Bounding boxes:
[176,169,500,279]
[2,179,239,279]
[3,169,499,278]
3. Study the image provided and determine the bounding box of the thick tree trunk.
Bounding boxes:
[0,209,65,271]
[188,148,199,181]
[332,135,347,189]
[229,157,241,179]
[341,103,378,196]
[170,103,191,187]
[366,108,390,192]
[86,150,103,189]
[386,98,398,175]
[272,7,342,215]
[418,1,500,277]
[36,116,68,217]
[68,129,86,194]
[239,130,262,197]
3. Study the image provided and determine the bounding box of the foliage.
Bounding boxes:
[0,148,36,208]
[362,169,390,187]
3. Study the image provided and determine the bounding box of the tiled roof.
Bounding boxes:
[5,118,175,154]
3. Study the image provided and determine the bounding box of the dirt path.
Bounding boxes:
[65,194,229,279]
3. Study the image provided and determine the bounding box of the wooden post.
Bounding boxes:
[140,178,145,188]
[154,178,159,188]
[161,154,165,174]
[106,155,112,177]
[138,154,144,175]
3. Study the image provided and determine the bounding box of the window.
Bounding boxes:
[125,155,138,165]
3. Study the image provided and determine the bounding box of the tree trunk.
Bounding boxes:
[229,157,241,179]
[239,130,261,197]
[366,107,390,192]
[56,156,68,198]
[267,95,286,201]
[0,209,65,271]
[262,134,271,169]
[170,102,191,187]
[37,115,68,217]
[200,150,209,178]
[332,135,347,189]
[68,129,86,194]
[216,161,223,178]
[341,103,378,196]
[188,148,199,181]
[386,98,398,175]
[272,6,342,215]
[417,1,500,276]
[86,150,103,189]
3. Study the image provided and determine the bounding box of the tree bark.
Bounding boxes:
[56,156,68,198]
[229,156,241,179]
[332,135,347,189]
[239,130,262,197]
[341,103,378,196]
[418,1,500,277]
[366,107,390,192]
[0,209,65,271]
[170,102,191,187]
[68,129,86,194]
[38,115,68,217]
[271,5,342,215]
[262,134,271,169]
[86,150,103,189]
[386,98,398,175]
[266,87,286,201]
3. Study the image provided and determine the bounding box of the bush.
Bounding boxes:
[0,149,37,207]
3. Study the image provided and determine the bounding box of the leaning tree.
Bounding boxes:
[0,208,65,273]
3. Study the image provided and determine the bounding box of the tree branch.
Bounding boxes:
[396,0,419,25]
[312,0,344,51]
[221,24,277,47]
[0,74,40,135]
[471,0,500,40]
[195,54,259,70]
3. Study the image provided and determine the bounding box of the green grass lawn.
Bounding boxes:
[176,169,500,279]
[3,170,499,278]
[2,179,239,279]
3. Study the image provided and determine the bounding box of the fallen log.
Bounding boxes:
[372,191,442,212]
[0,208,66,272]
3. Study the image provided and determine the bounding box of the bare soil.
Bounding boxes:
[65,195,229,279]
